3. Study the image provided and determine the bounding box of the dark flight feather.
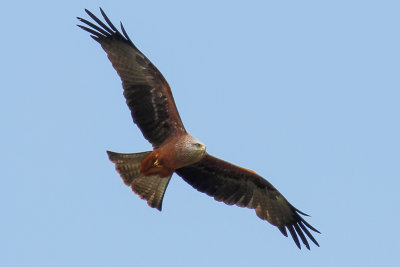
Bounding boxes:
[77,8,186,148]
[176,154,320,249]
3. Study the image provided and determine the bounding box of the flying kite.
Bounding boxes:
[77,8,320,250]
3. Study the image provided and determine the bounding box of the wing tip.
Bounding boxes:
[278,211,320,250]
[78,8,134,46]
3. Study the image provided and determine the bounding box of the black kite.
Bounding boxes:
[77,8,320,250]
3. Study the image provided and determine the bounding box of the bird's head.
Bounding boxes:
[175,134,206,166]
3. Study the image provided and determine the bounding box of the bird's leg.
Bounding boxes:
[140,150,173,177]
[153,158,161,167]
[140,151,159,173]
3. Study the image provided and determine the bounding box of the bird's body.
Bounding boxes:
[78,8,320,250]
[140,134,206,177]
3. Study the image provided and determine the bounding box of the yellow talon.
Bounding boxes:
[153,159,161,167]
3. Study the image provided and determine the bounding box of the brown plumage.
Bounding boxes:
[78,8,320,250]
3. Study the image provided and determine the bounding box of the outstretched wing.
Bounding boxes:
[175,154,320,250]
[77,8,186,148]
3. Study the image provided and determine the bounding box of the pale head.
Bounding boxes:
[175,134,206,166]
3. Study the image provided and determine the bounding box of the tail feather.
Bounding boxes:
[107,151,172,211]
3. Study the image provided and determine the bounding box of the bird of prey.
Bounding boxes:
[77,8,320,250]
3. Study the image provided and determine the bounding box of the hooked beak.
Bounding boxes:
[198,144,206,152]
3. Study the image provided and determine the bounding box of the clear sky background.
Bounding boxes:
[2,1,399,266]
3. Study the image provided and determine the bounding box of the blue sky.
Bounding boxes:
[2,1,399,266]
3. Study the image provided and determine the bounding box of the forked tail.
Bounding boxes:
[107,151,172,211]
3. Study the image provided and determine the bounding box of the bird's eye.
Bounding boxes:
[195,143,203,148]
